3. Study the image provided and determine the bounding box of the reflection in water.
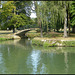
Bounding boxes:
[40,63,46,74]
[64,52,68,73]
[0,53,3,64]
[0,39,75,74]
[31,50,41,74]
[7,47,10,57]
[0,53,6,74]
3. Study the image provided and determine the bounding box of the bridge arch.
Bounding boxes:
[15,28,36,38]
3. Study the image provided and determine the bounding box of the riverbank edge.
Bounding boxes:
[32,37,75,47]
[0,34,21,41]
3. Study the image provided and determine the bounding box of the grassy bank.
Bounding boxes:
[0,37,14,41]
[0,30,20,41]
[26,30,75,38]
[32,37,75,47]
[26,30,75,47]
[26,30,63,38]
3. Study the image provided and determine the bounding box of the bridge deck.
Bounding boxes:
[14,28,37,38]
[15,29,30,34]
[14,28,35,38]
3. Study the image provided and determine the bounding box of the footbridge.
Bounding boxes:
[15,28,35,38]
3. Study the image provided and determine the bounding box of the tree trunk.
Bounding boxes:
[47,23,48,33]
[64,52,68,73]
[40,27,43,38]
[13,25,15,33]
[54,29,55,32]
[67,12,70,36]
[68,18,70,36]
[64,16,67,38]
[39,18,43,37]
[13,28,15,33]
[67,3,70,36]
[63,6,68,38]
[57,29,59,32]
[72,26,75,33]
[48,25,51,32]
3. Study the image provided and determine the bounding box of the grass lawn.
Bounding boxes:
[26,30,75,41]
[0,30,19,40]
[0,30,75,41]
[0,30,13,37]
[0,30,75,47]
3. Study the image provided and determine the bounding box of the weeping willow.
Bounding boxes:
[35,1,72,37]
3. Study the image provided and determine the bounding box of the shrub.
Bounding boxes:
[63,41,75,47]
[32,39,62,47]
[32,39,43,46]
[43,42,51,47]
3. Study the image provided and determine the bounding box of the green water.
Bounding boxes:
[0,39,75,74]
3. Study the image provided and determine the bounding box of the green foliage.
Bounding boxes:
[0,1,16,22]
[0,1,33,30]
[43,42,54,47]
[43,40,61,47]
[70,1,75,26]
[32,39,62,47]
[63,41,75,47]
[0,37,13,41]
[32,38,75,47]
[0,0,74,37]
[34,1,73,38]
[32,39,43,46]
[35,1,49,33]
[9,15,24,27]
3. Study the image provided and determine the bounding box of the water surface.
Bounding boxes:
[0,39,75,74]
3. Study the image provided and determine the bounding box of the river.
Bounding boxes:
[0,39,75,74]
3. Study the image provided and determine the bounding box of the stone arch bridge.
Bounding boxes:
[14,28,36,38]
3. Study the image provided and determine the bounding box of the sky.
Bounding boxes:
[30,2,37,18]
[30,13,37,18]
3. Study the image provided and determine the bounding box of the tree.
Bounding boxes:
[70,1,75,33]
[58,1,72,37]
[0,1,33,33]
[8,14,25,33]
[0,1,16,30]
[34,1,51,37]
[34,1,43,37]
[14,1,32,17]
